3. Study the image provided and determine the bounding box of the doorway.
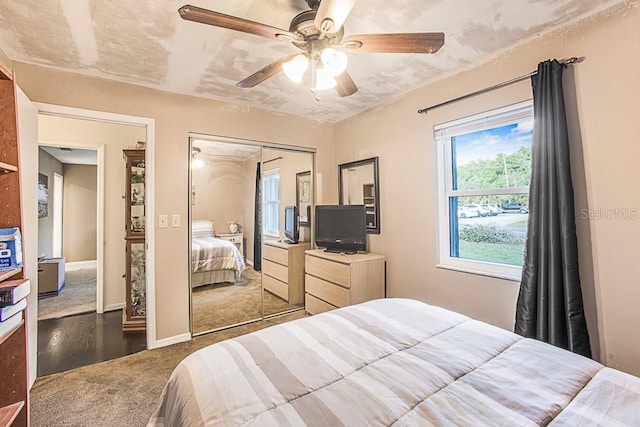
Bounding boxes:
[34,104,155,375]
[37,144,99,321]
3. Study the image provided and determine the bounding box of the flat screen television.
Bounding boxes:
[315,205,367,254]
[284,205,299,244]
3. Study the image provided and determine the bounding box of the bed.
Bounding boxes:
[191,220,245,288]
[148,298,640,426]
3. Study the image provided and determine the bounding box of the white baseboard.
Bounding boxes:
[104,302,125,312]
[149,332,191,350]
[65,259,97,271]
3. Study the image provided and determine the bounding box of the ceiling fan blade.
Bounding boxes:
[236,55,297,88]
[314,0,357,34]
[179,5,297,41]
[335,72,358,97]
[344,33,445,54]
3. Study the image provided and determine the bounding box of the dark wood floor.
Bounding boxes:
[37,310,147,377]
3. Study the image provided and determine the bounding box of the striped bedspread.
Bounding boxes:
[191,236,245,277]
[148,298,640,426]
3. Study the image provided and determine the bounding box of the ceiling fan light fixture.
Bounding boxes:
[191,146,204,169]
[320,47,348,76]
[282,54,309,83]
[312,64,337,92]
[191,158,204,169]
[342,40,363,50]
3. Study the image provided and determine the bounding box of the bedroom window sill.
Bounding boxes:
[436,263,521,282]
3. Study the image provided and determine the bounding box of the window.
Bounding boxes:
[263,169,280,236]
[435,101,533,280]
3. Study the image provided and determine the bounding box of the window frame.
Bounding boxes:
[435,101,533,281]
[262,168,280,237]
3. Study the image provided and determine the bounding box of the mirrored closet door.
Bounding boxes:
[189,137,314,335]
[261,148,313,317]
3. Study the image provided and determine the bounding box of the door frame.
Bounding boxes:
[35,102,157,349]
[51,172,63,258]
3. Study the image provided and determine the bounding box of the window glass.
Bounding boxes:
[452,121,533,191]
[436,102,533,279]
[263,170,279,236]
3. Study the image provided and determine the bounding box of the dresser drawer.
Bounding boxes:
[306,274,350,308]
[305,254,350,288]
[305,293,336,315]
[263,259,288,283]
[263,274,288,301]
[263,243,289,266]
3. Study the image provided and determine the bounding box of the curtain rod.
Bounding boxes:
[417,57,584,115]
[263,156,283,164]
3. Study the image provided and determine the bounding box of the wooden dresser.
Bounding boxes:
[262,240,310,304]
[305,249,385,315]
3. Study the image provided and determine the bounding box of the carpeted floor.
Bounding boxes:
[30,311,306,427]
[38,267,96,320]
[192,265,301,333]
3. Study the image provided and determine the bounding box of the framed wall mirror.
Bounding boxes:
[338,157,380,234]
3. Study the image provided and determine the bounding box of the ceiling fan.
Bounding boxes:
[178,0,444,98]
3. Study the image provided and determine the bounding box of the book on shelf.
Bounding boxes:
[0,279,30,308]
[0,298,26,322]
[0,310,22,338]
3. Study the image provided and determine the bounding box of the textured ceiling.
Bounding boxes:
[0,0,627,123]
[40,146,98,165]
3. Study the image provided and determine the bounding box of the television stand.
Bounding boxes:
[324,248,357,255]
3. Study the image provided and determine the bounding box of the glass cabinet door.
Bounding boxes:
[123,149,146,332]
[127,239,146,318]
[126,151,145,237]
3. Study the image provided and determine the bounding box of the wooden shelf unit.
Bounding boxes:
[122,149,146,332]
[0,65,29,426]
[0,401,24,426]
[0,268,21,283]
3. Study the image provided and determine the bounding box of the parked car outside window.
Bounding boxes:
[464,204,491,217]
[457,205,480,218]
[502,202,529,213]
[481,203,502,216]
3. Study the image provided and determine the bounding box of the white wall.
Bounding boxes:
[192,159,249,239]
[16,87,39,386]
[62,164,97,262]
[37,149,62,258]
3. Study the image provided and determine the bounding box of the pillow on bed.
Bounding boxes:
[192,220,214,237]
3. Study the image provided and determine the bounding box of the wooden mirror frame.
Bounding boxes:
[338,157,380,234]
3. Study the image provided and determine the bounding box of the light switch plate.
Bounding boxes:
[159,214,168,228]
[171,214,181,228]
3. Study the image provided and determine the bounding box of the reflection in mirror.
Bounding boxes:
[190,138,262,334]
[261,148,313,317]
[189,139,314,335]
[339,157,380,234]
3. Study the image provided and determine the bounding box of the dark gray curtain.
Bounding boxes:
[515,59,591,358]
[253,162,262,271]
